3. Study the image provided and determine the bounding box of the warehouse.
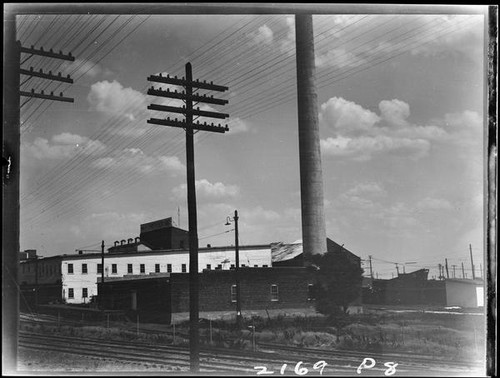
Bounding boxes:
[98,267,317,323]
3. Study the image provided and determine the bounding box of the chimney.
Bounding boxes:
[128,238,133,244]
[78,250,83,255]
[135,237,140,243]
[207,244,211,248]
[121,240,126,245]
[114,241,119,247]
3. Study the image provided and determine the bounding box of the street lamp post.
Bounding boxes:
[226,210,241,327]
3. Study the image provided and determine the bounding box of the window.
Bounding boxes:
[181,264,187,273]
[217,264,222,270]
[112,264,117,274]
[167,264,172,273]
[68,288,74,299]
[128,264,133,274]
[230,285,237,303]
[82,288,88,298]
[307,284,316,301]
[241,264,246,267]
[97,264,103,274]
[270,284,279,301]
[155,264,160,273]
[230,264,235,269]
[140,264,145,274]
[206,264,211,270]
[254,265,258,268]
[82,263,88,274]
[263,265,269,268]
[68,264,74,274]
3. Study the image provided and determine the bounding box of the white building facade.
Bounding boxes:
[20,245,272,304]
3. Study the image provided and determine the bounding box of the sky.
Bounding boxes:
[13,5,488,279]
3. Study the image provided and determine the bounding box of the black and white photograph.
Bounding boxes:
[3,3,497,377]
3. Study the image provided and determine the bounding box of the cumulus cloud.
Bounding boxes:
[88,80,146,120]
[316,48,368,69]
[172,179,239,200]
[319,97,380,135]
[251,25,274,45]
[227,117,250,134]
[23,133,106,160]
[92,148,184,175]
[319,97,479,161]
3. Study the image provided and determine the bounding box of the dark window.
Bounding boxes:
[271,284,279,301]
[206,264,211,270]
[140,264,145,274]
[155,264,160,273]
[254,265,258,268]
[82,264,88,274]
[112,264,117,274]
[167,264,172,273]
[68,264,74,274]
[128,264,133,274]
[217,264,222,270]
[181,264,187,273]
[82,288,88,298]
[230,264,235,269]
[68,288,74,299]
[307,284,316,301]
[263,265,269,268]
[241,264,246,267]
[230,285,237,303]
[97,264,103,274]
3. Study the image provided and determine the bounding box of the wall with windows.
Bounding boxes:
[61,245,272,304]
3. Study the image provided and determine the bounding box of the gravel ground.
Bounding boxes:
[17,348,187,374]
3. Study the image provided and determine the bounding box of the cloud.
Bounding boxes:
[319,97,479,161]
[321,135,430,161]
[227,117,250,134]
[88,80,146,121]
[23,133,106,160]
[316,48,368,69]
[346,182,387,197]
[251,25,274,45]
[172,179,239,200]
[92,148,184,175]
[319,97,380,135]
[415,197,454,211]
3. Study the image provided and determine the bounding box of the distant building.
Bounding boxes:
[98,267,317,323]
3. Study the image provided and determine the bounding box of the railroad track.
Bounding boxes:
[19,331,356,375]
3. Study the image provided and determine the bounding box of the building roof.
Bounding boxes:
[271,238,360,263]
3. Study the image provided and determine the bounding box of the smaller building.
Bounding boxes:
[445,279,484,308]
[98,267,316,323]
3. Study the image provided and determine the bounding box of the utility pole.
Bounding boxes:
[147,64,228,373]
[234,211,241,327]
[462,262,466,279]
[469,244,476,280]
[99,240,105,308]
[368,255,374,280]
[445,258,450,279]
[395,263,400,276]
[438,264,443,280]
[3,12,75,372]
[452,264,456,279]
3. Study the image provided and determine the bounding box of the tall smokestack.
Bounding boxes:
[295,14,327,258]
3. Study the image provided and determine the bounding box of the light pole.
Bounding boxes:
[225,210,241,327]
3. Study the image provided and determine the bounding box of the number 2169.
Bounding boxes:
[255,361,328,375]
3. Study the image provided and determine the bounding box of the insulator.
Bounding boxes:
[167,74,170,78]
[40,46,44,51]
[203,80,206,83]
[59,50,62,55]
[174,75,177,79]
[68,52,72,58]
[166,88,169,92]
[167,117,170,121]
[50,91,54,96]
[66,74,70,79]
[60,92,63,97]
[31,45,34,49]
[58,72,61,76]
[49,71,52,75]
[31,88,35,93]
[159,73,162,77]
[50,48,53,53]
[211,123,214,126]
[210,81,213,85]
[30,66,33,71]
[211,95,213,98]
[39,68,43,73]
[41,90,44,94]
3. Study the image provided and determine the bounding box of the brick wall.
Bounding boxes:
[170,267,315,313]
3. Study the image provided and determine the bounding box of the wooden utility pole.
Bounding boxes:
[452,264,456,279]
[462,262,466,279]
[234,210,241,327]
[445,258,450,279]
[147,65,228,372]
[3,13,74,373]
[469,244,476,280]
[368,255,374,280]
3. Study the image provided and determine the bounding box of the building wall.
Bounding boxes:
[170,268,315,314]
[61,246,271,304]
[19,257,62,286]
[99,267,316,322]
[445,280,484,308]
